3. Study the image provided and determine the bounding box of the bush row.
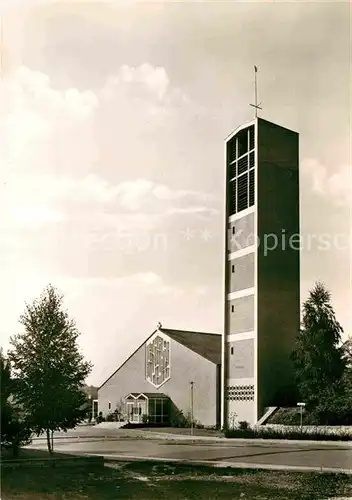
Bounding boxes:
[224,426,351,441]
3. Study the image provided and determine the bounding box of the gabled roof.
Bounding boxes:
[125,393,142,398]
[98,327,221,390]
[125,392,169,400]
[160,328,221,365]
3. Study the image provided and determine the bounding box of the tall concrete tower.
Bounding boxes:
[221,118,300,427]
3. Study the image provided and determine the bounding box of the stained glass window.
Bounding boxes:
[146,335,171,388]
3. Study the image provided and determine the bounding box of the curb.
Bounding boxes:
[1,455,104,469]
[33,434,118,441]
[139,432,352,447]
[30,432,352,447]
[93,453,352,475]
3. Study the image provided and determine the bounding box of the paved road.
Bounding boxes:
[27,429,352,473]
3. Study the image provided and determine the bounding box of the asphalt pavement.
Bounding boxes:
[26,427,352,474]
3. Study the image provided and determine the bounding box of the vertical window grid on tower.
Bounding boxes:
[227,125,255,216]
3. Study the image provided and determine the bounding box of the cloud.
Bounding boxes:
[302,159,351,206]
[1,62,185,181]
[102,63,170,101]
[1,63,216,231]
[0,60,220,376]
[0,268,183,351]
[1,65,99,179]
[15,66,99,117]
[58,271,184,298]
[0,172,216,230]
[112,178,216,214]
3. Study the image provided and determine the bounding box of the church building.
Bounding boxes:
[98,327,221,427]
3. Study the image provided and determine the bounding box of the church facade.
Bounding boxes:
[98,327,221,427]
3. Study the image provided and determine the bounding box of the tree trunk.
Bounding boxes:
[51,430,54,453]
[46,429,52,454]
[12,440,19,458]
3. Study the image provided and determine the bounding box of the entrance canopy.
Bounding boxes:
[125,392,169,401]
[124,393,170,424]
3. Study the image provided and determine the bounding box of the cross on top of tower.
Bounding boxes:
[249,65,263,118]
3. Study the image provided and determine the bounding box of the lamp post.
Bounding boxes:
[297,402,305,432]
[88,394,92,424]
[190,381,194,436]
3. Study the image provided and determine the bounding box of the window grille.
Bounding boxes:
[237,175,248,212]
[227,126,255,216]
[238,155,248,176]
[249,151,255,169]
[249,126,255,151]
[228,137,237,163]
[249,169,255,206]
[226,384,255,401]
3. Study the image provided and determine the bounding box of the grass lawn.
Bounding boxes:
[2,459,352,499]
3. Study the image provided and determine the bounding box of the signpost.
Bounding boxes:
[190,381,194,436]
[297,402,306,432]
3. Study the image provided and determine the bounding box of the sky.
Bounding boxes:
[0,0,350,386]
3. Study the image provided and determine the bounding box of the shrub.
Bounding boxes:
[205,424,221,431]
[195,421,204,429]
[0,353,32,457]
[170,408,189,428]
[269,408,315,426]
[104,410,125,422]
[223,426,351,441]
[105,412,117,422]
[96,412,105,423]
[238,420,250,430]
[1,404,32,457]
[169,407,203,428]
[141,414,150,424]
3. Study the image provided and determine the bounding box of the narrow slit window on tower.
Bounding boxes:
[249,151,255,169]
[228,137,237,163]
[237,174,248,212]
[230,347,234,355]
[237,155,248,176]
[249,169,255,207]
[231,305,234,313]
[232,226,235,234]
[229,160,236,180]
[231,264,235,273]
[249,126,255,150]
[237,129,248,157]
[229,179,236,215]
